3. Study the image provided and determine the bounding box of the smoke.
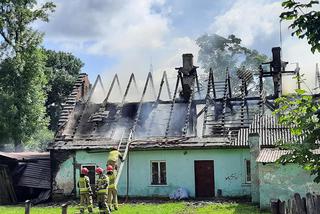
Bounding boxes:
[88,37,200,104]
[281,37,320,94]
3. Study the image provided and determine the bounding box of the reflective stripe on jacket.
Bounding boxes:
[96,175,109,194]
[79,176,90,193]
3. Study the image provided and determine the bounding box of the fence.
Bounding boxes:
[24,200,69,214]
[271,193,320,214]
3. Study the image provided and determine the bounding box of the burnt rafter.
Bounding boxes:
[221,69,230,137]
[237,68,253,126]
[202,68,215,137]
[109,73,139,138]
[131,72,157,134]
[88,75,106,103]
[121,73,139,104]
[102,74,122,107]
[156,71,172,101]
[165,74,181,138]
[146,71,171,136]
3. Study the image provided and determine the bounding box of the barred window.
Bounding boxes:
[245,160,251,183]
[151,161,167,185]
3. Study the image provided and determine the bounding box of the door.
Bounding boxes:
[194,160,214,197]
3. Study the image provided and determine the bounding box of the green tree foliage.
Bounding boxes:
[0,49,49,150]
[273,87,320,182]
[0,0,55,55]
[197,34,268,76]
[0,0,55,150]
[44,50,84,131]
[196,34,270,95]
[280,0,320,53]
[25,127,54,151]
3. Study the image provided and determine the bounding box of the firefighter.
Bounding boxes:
[107,146,124,169]
[95,167,111,214]
[106,165,118,211]
[78,167,93,213]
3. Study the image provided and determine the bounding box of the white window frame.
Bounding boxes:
[150,161,167,186]
[245,159,251,184]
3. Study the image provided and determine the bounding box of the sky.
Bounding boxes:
[36,0,320,93]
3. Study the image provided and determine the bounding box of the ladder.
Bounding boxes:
[114,130,132,186]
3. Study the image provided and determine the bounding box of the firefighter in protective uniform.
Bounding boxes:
[95,167,111,214]
[106,165,118,211]
[107,146,123,169]
[78,167,93,213]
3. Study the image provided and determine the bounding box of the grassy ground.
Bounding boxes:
[0,202,270,214]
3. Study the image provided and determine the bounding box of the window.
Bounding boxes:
[81,165,96,185]
[245,160,251,183]
[151,161,167,185]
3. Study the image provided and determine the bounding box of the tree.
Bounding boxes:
[0,0,55,55]
[44,50,84,131]
[196,34,270,95]
[0,49,49,149]
[0,0,55,150]
[273,87,320,182]
[280,0,320,53]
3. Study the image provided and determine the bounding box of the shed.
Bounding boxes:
[0,152,51,204]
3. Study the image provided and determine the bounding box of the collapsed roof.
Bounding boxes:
[50,48,302,150]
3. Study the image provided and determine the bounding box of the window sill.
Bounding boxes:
[242,183,251,186]
[149,184,168,187]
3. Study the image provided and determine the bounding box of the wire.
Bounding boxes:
[279,19,283,51]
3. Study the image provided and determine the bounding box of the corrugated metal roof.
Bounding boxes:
[18,159,51,189]
[0,152,49,160]
[256,148,290,163]
[257,148,320,163]
[232,114,302,147]
[0,152,51,189]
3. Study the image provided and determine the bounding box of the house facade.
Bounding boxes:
[52,144,252,198]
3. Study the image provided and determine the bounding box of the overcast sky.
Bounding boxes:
[37,0,319,92]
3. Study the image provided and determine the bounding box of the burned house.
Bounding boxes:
[0,152,50,204]
[48,48,320,209]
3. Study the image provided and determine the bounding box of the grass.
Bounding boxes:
[0,202,270,214]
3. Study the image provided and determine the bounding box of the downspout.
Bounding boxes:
[73,153,77,197]
[126,147,130,201]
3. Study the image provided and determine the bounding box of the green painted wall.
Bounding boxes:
[259,163,320,209]
[118,149,251,197]
[55,148,251,198]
